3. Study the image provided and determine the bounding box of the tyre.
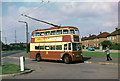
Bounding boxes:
[35,54,41,61]
[64,55,72,64]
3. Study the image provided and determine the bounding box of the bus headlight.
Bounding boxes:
[73,53,75,56]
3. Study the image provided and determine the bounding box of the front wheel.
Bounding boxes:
[64,55,72,64]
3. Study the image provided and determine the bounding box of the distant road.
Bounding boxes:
[2,50,25,57]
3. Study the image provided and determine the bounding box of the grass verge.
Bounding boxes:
[2,62,29,74]
[83,51,119,58]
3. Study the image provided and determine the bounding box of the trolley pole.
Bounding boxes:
[18,21,29,53]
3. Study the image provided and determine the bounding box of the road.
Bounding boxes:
[2,51,118,79]
[2,51,25,57]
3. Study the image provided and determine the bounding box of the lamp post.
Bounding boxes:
[18,21,29,53]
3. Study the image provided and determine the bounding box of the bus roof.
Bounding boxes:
[33,26,79,32]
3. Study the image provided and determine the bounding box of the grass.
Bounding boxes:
[83,51,119,58]
[2,62,29,74]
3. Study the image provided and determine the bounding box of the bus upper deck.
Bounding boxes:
[31,26,81,43]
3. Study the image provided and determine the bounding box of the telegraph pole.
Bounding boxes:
[18,21,29,53]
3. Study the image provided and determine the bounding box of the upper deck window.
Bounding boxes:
[70,29,75,34]
[51,31,56,35]
[40,32,44,36]
[45,31,50,36]
[57,30,62,35]
[36,32,40,36]
[75,30,79,34]
[63,30,68,34]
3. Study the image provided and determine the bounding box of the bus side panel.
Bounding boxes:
[30,51,39,59]
[40,51,62,60]
[62,35,71,42]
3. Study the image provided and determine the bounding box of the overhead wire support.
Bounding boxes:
[21,14,61,27]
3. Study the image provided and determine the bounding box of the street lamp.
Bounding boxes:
[18,20,29,53]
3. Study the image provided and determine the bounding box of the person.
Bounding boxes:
[105,47,112,61]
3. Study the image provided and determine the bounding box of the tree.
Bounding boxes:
[101,40,112,49]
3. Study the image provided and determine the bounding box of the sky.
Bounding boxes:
[0,0,119,44]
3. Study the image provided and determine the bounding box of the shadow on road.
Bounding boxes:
[83,57,91,61]
[31,59,87,64]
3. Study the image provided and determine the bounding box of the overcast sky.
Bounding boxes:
[0,0,118,44]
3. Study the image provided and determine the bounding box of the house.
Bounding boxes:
[81,27,120,49]
[94,32,110,47]
[107,28,120,44]
[81,32,110,48]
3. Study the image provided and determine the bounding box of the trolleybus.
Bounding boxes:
[30,26,83,64]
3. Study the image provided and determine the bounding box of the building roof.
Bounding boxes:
[96,32,110,38]
[88,35,96,40]
[108,28,120,36]
[81,37,88,41]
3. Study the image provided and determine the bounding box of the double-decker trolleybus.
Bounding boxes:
[22,14,83,64]
[30,26,83,63]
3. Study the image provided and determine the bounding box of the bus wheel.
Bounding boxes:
[64,55,71,64]
[36,54,41,61]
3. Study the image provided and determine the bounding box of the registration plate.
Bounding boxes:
[76,54,80,57]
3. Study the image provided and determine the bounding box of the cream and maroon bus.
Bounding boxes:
[30,26,83,64]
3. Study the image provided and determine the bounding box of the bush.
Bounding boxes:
[101,40,112,49]
[110,43,120,50]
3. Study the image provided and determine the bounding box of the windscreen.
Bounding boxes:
[72,43,81,51]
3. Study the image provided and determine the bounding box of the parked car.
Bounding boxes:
[88,47,95,51]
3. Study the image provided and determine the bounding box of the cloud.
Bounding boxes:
[103,22,118,27]
[59,2,117,18]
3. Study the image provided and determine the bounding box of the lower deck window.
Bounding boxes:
[56,45,62,50]
[35,46,39,50]
[40,46,44,50]
[50,45,55,50]
[45,46,49,50]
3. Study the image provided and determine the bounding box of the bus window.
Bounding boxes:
[36,32,40,36]
[63,30,68,34]
[45,31,50,36]
[64,44,67,50]
[74,37,79,41]
[56,45,62,50]
[75,30,79,34]
[72,43,81,51]
[35,46,39,50]
[70,29,75,34]
[32,32,35,37]
[68,43,71,50]
[50,45,55,50]
[57,30,62,35]
[40,46,44,50]
[51,31,56,35]
[45,46,49,50]
[40,32,44,36]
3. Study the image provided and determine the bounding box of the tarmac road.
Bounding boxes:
[2,51,25,57]
[2,51,118,79]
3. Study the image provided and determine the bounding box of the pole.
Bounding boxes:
[26,22,28,53]
[18,21,29,53]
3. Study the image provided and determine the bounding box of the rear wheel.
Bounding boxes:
[64,55,72,64]
[36,54,41,61]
